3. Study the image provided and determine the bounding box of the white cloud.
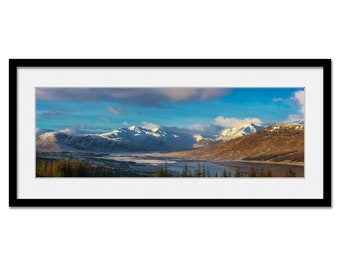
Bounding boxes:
[273,90,305,123]
[58,128,72,134]
[213,117,263,128]
[186,124,206,132]
[293,90,304,114]
[169,124,222,137]
[58,125,86,134]
[272,97,283,102]
[122,121,130,126]
[286,114,304,123]
[107,106,124,114]
[286,90,305,123]
[141,122,159,129]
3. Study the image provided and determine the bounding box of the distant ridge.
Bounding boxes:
[36,126,196,153]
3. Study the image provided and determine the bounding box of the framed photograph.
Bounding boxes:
[9,59,331,207]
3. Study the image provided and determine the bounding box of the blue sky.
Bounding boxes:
[36,87,304,136]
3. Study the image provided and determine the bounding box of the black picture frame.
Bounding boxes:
[9,59,331,207]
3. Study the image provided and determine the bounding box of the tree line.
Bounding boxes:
[36,156,136,177]
[150,162,296,177]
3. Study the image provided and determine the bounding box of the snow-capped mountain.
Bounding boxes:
[192,122,264,148]
[100,125,168,140]
[36,126,197,153]
[99,125,196,151]
[216,123,264,141]
[36,123,268,152]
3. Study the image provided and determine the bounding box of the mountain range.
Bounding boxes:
[36,122,268,153]
[37,125,194,153]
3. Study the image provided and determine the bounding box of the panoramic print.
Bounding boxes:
[36,87,304,177]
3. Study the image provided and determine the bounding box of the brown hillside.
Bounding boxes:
[159,123,304,163]
[36,132,60,152]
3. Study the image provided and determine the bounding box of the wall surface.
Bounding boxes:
[0,1,338,269]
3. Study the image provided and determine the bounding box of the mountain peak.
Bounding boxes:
[128,125,138,131]
[217,122,264,141]
[36,132,60,152]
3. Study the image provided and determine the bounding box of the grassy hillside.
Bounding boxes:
[158,123,304,164]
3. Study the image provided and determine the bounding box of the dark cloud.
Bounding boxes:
[40,106,73,118]
[36,87,232,107]
[98,116,110,123]
[107,106,125,114]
